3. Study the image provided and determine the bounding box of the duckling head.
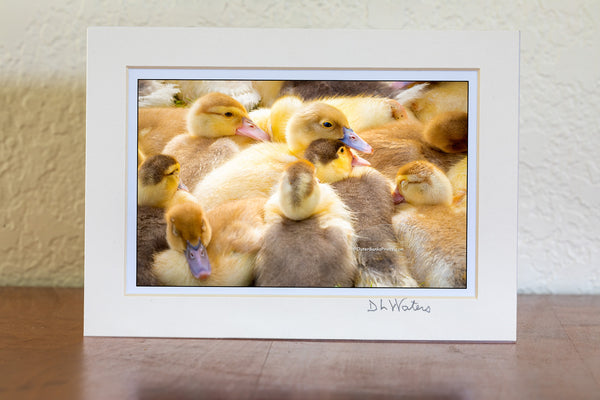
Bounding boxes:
[393,160,452,206]
[137,154,182,207]
[165,202,213,280]
[186,92,270,141]
[304,139,371,183]
[285,102,373,156]
[276,160,323,221]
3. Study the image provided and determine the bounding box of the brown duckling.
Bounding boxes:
[254,160,357,287]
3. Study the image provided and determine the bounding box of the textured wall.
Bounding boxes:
[1,0,599,292]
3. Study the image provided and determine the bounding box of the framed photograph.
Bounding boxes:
[85,28,519,341]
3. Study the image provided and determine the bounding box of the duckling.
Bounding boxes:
[137,154,182,208]
[320,96,409,133]
[358,111,467,180]
[303,138,371,183]
[392,160,453,207]
[138,106,189,158]
[330,166,418,288]
[249,95,304,143]
[152,197,267,286]
[392,160,467,288]
[305,140,416,287]
[422,111,468,154]
[163,92,270,190]
[250,95,408,144]
[396,81,468,125]
[254,160,357,287]
[193,102,372,211]
[136,154,188,286]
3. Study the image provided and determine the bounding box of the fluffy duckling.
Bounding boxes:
[249,95,304,143]
[305,140,416,287]
[250,95,408,144]
[137,154,182,208]
[392,160,467,288]
[162,92,270,190]
[152,197,267,286]
[330,166,418,288]
[320,96,408,133]
[396,81,468,125]
[193,102,372,211]
[422,111,468,154]
[136,154,189,286]
[304,138,371,183]
[138,106,189,158]
[358,111,467,180]
[254,160,357,287]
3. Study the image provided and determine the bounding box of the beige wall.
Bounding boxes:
[1,1,599,292]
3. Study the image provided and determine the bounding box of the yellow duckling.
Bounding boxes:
[193,102,372,211]
[303,138,371,183]
[137,154,196,209]
[250,95,408,144]
[392,160,467,288]
[162,92,270,190]
[320,96,408,133]
[151,197,267,286]
[254,160,357,287]
[249,95,304,143]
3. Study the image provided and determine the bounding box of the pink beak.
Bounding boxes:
[350,150,371,167]
[236,117,270,141]
[392,186,405,205]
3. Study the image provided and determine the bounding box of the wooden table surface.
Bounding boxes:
[0,288,598,399]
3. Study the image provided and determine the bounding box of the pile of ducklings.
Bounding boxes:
[136,80,468,288]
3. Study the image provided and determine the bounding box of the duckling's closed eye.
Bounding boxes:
[224,112,234,117]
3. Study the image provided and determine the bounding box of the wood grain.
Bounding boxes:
[0,289,598,399]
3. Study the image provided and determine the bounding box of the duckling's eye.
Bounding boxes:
[339,147,345,154]
[322,121,333,128]
[224,112,234,117]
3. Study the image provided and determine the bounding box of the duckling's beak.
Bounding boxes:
[341,127,373,154]
[236,117,271,141]
[184,240,211,280]
[350,150,371,167]
[177,181,189,191]
[392,186,405,205]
